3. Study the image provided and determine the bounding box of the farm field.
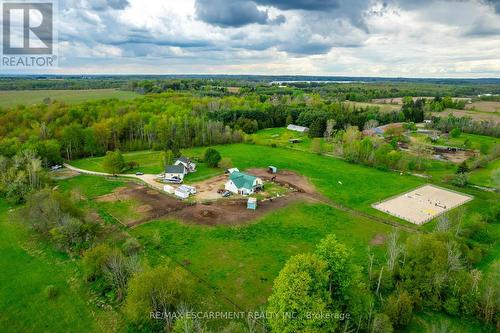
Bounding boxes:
[0,89,141,108]
[431,109,500,123]
[344,100,401,112]
[372,96,471,104]
[465,100,500,113]
[131,202,395,310]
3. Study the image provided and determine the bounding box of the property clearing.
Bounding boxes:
[95,169,323,227]
[373,184,473,225]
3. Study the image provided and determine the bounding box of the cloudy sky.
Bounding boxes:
[4,0,500,77]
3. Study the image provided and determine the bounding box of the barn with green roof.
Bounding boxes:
[225,171,263,195]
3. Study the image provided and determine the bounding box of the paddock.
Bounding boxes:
[373,184,473,225]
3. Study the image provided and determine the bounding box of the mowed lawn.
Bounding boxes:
[0,200,109,333]
[71,143,426,215]
[0,89,141,108]
[132,202,395,311]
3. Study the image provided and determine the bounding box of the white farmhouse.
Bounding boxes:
[164,165,186,182]
[175,157,196,173]
[225,171,263,196]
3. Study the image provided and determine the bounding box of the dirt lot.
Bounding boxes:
[440,149,475,164]
[96,170,322,227]
[173,192,314,226]
[246,168,318,194]
[95,183,189,227]
[192,174,228,201]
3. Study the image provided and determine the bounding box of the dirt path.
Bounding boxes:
[64,163,165,191]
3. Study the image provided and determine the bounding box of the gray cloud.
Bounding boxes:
[483,0,500,13]
[195,0,273,27]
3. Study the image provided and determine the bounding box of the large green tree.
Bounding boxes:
[267,253,333,333]
[204,148,221,168]
[103,150,125,174]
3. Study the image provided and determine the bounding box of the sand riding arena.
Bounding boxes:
[373,184,473,225]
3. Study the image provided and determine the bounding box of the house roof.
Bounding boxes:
[165,165,185,174]
[176,156,190,164]
[229,172,258,190]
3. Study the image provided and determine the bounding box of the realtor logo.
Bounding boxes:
[1,0,58,68]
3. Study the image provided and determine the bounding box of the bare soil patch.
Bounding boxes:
[441,149,475,164]
[172,192,314,226]
[95,183,189,227]
[192,174,228,201]
[246,168,318,194]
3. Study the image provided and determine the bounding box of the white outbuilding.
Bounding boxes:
[287,124,309,133]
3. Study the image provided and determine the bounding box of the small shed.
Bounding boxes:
[174,188,190,199]
[178,184,197,195]
[247,197,257,210]
[268,166,278,174]
[163,185,174,194]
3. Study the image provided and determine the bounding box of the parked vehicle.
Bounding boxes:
[222,190,232,197]
[135,172,144,176]
[164,176,183,184]
[217,189,225,194]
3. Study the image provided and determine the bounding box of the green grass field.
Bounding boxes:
[0,89,141,108]
[344,101,402,113]
[250,127,333,153]
[131,202,395,310]
[0,199,120,333]
[469,158,500,189]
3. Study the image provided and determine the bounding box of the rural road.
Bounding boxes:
[63,163,165,191]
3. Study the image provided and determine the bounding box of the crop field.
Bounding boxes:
[0,89,141,108]
[466,101,500,113]
[432,109,500,123]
